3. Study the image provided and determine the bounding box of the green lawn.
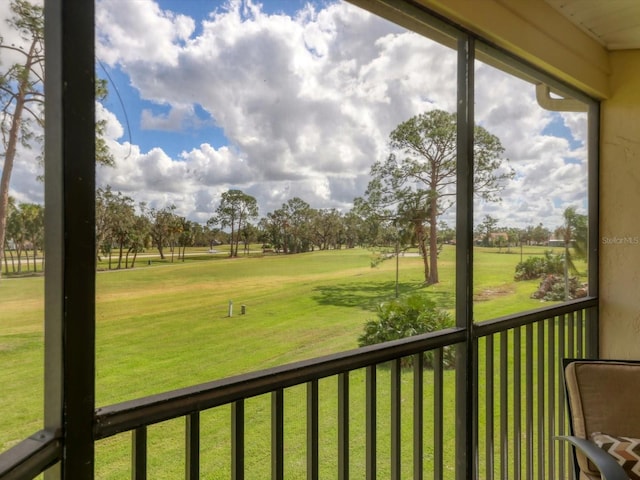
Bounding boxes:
[0,245,585,478]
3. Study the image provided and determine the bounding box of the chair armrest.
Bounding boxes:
[556,436,629,480]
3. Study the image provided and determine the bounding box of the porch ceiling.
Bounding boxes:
[545,0,640,50]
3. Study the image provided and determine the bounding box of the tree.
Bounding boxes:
[96,187,142,269]
[363,109,513,285]
[557,206,587,300]
[311,208,343,250]
[96,186,115,263]
[506,227,522,255]
[202,222,224,249]
[166,214,183,263]
[281,197,314,254]
[0,1,114,278]
[342,211,365,249]
[125,214,149,268]
[531,223,551,245]
[177,218,196,261]
[238,222,259,255]
[20,202,43,271]
[477,214,498,246]
[211,189,258,257]
[396,189,432,281]
[188,222,207,248]
[258,211,286,252]
[438,221,456,245]
[2,197,16,273]
[108,194,136,269]
[144,205,179,260]
[2,200,43,273]
[0,0,44,279]
[5,198,26,272]
[352,197,397,250]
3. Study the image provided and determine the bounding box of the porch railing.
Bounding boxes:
[0,297,597,479]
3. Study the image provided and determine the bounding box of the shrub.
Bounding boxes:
[358,293,455,368]
[530,274,588,301]
[514,256,545,280]
[514,251,564,281]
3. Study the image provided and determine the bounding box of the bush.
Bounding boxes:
[358,293,455,369]
[514,251,564,280]
[531,274,588,301]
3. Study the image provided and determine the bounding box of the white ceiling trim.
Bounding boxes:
[545,0,640,50]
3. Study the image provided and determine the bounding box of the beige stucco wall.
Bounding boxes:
[600,51,640,358]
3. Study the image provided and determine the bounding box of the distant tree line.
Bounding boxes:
[95,186,221,269]
[3,197,44,273]
[474,214,554,249]
[3,186,581,276]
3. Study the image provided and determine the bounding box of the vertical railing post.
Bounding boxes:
[132,428,147,480]
[513,327,522,480]
[547,319,556,480]
[271,390,284,480]
[44,0,96,478]
[500,332,508,480]
[485,336,494,480]
[307,380,319,480]
[185,413,200,480]
[366,365,377,480]
[434,349,444,480]
[558,316,567,480]
[413,354,424,480]
[390,359,401,480]
[537,322,545,480]
[526,324,534,480]
[232,401,244,480]
[338,373,349,480]
[577,310,584,358]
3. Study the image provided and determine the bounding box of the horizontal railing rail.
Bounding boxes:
[474,297,597,337]
[0,430,61,480]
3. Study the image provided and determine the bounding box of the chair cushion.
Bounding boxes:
[592,432,640,480]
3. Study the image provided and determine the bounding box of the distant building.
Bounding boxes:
[548,239,565,247]
[489,232,509,243]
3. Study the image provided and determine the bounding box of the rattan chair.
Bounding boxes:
[559,359,640,480]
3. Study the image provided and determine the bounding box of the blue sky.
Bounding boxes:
[98,60,227,158]
[159,0,314,18]
[542,114,583,151]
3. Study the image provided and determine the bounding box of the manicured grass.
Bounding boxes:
[94,248,421,403]
[0,245,585,477]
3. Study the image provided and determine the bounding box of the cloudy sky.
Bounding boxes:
[2,0,589,230]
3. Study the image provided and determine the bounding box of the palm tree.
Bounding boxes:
[558,206,587,300]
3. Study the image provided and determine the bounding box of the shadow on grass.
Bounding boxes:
[312,281,455,311]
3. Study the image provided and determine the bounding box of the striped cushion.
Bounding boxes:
[592,432,640,480]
